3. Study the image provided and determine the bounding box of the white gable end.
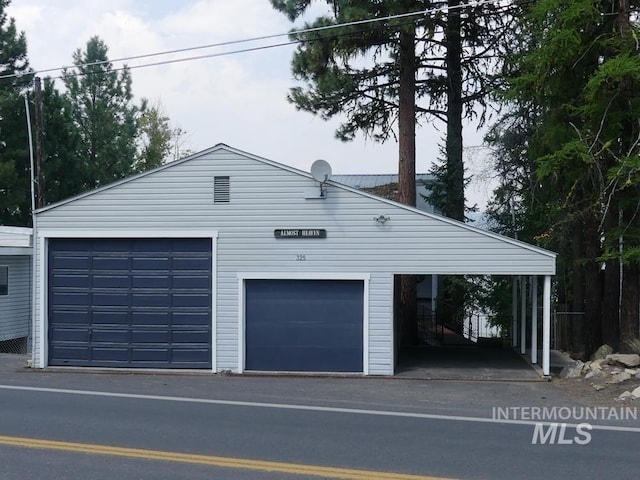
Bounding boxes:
[36,145,554,276]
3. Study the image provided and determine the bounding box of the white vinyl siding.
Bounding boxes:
[0,257,30,341]
[33,145,556,372]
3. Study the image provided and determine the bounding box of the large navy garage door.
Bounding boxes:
[48,238,212,368]
[245,279,364,372]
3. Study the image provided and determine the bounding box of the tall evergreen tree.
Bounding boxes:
[488,0,640,355]
[41,77,81,204]
[62,36,143,191]
[0,0,32,225]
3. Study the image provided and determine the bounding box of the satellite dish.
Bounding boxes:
[311,159,332,183]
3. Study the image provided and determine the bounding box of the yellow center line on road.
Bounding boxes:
[0,434,455,480]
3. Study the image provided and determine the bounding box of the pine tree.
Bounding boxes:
[0,0,32,225]
[62,36,143,191]
[488,0,640,354]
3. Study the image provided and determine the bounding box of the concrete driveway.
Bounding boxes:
[396,345,544,381]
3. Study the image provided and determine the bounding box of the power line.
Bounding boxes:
[0,0,507,82]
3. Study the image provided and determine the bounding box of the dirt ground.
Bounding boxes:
[551,373,640,407]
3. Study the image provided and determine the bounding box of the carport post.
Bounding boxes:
[511,277,518,347]
[520,277,527,355]
[531,276,538,364]
[542,275,551,376]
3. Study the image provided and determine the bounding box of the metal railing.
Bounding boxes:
[417,303,443,345]
[463,313,503,343]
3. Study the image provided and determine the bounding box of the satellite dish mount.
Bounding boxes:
[310,159,332,198]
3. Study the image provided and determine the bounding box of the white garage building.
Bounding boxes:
[31,144,556,375]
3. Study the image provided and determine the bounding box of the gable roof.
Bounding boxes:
[34,143,555,261]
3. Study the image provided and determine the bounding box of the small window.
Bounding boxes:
[0,266,7,296]
[214,176,230,204]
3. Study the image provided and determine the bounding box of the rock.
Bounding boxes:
[625,369,638,375]
[618,391,633,401]
[607,372,632,384]
[594,384,606,391]
[588,359,606,372]
[632,386,640,399]
[560,360,585,378]
[585,370,602,380]
[606,353,640,368]
[592,344,614,360]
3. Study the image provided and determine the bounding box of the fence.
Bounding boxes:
[0,336,28,354]
[463,313,503,343]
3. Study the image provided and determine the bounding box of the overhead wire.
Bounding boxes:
[0,0,509,82]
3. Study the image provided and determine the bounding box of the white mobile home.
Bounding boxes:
[32,145,556,375]
[0,226,32,352]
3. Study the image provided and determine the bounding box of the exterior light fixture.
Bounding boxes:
[374,214,390,224]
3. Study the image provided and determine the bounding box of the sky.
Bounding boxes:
[7,0,496,209]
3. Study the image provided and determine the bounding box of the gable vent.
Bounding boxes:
[214,176,230,203]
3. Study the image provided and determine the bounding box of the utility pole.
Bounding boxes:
[33,76,45,208]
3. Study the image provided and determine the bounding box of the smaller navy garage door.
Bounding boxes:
[245,279,364,372]
[48,238,212,368]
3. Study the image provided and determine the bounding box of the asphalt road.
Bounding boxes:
[0,355,638,479]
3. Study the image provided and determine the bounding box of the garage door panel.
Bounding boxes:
[130,312,171,326]
[92,292,130,306]
[132,275,170,288]
[132,293,171,307]
[48,238,212,368]
[50,346,89,361]
[51,292,90,306]
[93,311,129,325]
[92,347,130,362]
[53,274,90,288]
[51,328,90,343]
[52,256,91,270]
[245,279,364,373]
[173,257,210,271]
[93,275,131,288]
[172,348,210,363]
[172,330,210,343]
[131,348,170,362]
[50,311,89,324]
[172,293,210,308]
[133,257,170,270]
[173,275,210,289]
[172,312,210,325]
[131,329,171,343]
[92,256,130,270]
[92,329,130,343]
[247,346,362,373]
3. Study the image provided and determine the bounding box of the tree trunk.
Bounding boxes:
[440,0,465,331]
[570,223,585,353]
[620,263,640,352]
[398,25,418,346]
[583,212,603,357]
[445,0,464,222]
[602,203,621,350]
[615,0,639,352]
